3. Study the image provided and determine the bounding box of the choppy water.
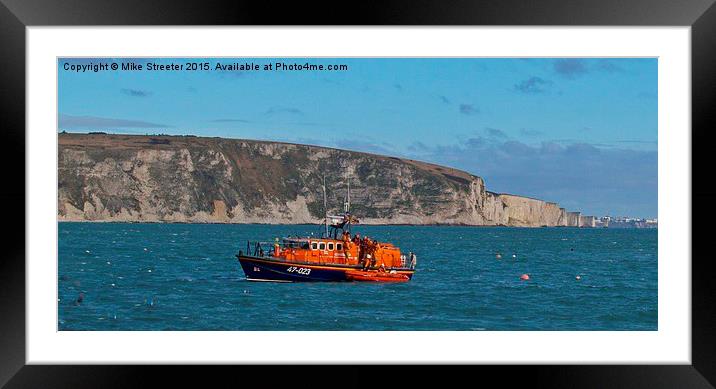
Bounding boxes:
[58,223,657,330]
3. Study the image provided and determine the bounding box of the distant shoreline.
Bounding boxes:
[57,220,655,229]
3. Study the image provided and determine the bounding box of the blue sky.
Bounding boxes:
[58,58,657,218]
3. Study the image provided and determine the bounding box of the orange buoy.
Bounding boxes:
[520,274,530,281]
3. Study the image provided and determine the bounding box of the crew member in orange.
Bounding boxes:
[368,239,378,268]
[360,237,373,269]
[360,237,370,269]
[355,234,364,261]
[339,231,350,261]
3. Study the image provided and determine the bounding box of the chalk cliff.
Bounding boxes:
[58,133,584,226]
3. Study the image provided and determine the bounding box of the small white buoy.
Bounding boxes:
[147,269,152,273]
[143,248,148,252]
[512,254,517,258]
[106,261,111,265]
[496,253,502,259]
[575,275,581,280]
[85,250,90,254]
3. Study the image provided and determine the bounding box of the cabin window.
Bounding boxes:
[311,242,318,250]
[336,243,342,251]
[319,242,326,250]
[328,243,334,251]
[301,242,310,249]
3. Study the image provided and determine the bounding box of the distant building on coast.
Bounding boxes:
[605,216,658,229]
[594,216,610,228]
[569,215,656,228]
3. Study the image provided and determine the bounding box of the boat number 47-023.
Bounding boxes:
[286,266,311,275]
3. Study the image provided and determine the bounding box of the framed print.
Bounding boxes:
[2,0,715,387]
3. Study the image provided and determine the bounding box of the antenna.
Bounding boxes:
[344,172,351,213]
[322,175,329,237]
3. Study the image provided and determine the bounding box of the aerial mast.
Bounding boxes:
[344,172,351,213]
[322,175,329,238]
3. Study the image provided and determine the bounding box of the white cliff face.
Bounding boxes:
[58,134,582,226]
[492,195,567,227]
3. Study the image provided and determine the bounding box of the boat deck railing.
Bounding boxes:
[243,240,275,257]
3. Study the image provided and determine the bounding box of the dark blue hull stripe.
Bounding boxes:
[237,255,414,282]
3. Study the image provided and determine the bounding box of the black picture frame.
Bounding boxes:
[2,0,714,387]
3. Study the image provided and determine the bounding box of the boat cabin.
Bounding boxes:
[254,235,405,269]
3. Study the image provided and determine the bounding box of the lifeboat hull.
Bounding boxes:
[237,255,414,283]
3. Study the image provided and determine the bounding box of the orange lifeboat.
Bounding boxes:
[345,270,410,283]
[236,175,416,283]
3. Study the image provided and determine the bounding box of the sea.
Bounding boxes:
[58,223,657,331]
